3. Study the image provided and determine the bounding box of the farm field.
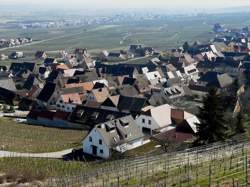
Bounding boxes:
[0,118,87,153]
[0,19,214,55]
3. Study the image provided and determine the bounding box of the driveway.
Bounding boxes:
[0,148,73,159]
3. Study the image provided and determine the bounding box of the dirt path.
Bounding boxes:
[0,148,73,159]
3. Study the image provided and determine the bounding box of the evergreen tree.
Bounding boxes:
[183,42,190,53]
[196,88,228,144]
[235,111,245,134]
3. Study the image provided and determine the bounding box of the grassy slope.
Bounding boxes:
[0,118,87,153]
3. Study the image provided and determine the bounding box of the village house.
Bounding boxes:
[35,51,47,59]
[36,82,60,107]
[70,104,128,128]
[135,104,199,136]
[56,90,83,112]
[181,64,200,82]
[27,110,82,129]
[38,66,51,79]
[82,115,149,159]
[9,51,24,59]
[189,71,234,93]
[9,62,37,76]
[142,67,166,86]
[100,50,127,61]
[135,104,173,135]
[0,54,8,61]
[86,87,110,103]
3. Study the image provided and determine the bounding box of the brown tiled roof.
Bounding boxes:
[65,82,94,91]
[92,87,109,103]
[55,63,70,70]
[61,93,82,104]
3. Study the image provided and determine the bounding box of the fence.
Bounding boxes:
[46,138,250,186]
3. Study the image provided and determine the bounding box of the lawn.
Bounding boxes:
[0,118,87,153]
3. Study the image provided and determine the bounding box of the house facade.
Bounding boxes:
[82,115,148,159]
[135,104,173,135]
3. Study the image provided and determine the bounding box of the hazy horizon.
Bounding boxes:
[1,0,250,13]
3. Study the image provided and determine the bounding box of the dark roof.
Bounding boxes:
[73,70,85,76]
[0,87,16,105]
[122,77,136,85]
[37,82,56,102]
[99,65,137,77]
[39,67,47,75]
[44,58,55,66]
[242,61,250,70]
[9,62,36,74]
[75,71,99,82]
[118,85,139,97]
[117,95,147,113]
[23,74,39,90]
[27,110,69,120]
[0,66,7,71]
[108,52,121,58]
[70,105,127,127]
[93,82,105,89]
[223,52,248,57]
[46,70,62,83]
[198,71,233,88]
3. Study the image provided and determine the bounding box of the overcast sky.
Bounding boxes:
[1,0,250,11]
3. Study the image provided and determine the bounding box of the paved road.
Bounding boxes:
[0,148,73,159]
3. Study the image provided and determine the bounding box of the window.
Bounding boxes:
[142,119,145,123]
[89,136,92,142]
[100,149,103,154]
[148,120,151,125]
[99,139,102,145]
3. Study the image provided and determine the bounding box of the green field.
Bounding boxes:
[0,118,87,153]
[0,19,213,56]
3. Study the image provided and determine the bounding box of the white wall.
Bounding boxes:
[56,97,76,112]
[82,128,110,159]
[135,115,159,135]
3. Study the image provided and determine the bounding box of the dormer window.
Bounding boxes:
[89,136,92,142]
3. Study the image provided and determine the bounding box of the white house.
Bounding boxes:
[135,104,173,135]
[82,115,149,159]
[183,64,199,82]
[56,93,82,112]
[143,68,166,86]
